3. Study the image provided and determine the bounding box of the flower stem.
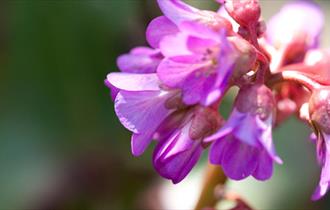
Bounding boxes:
[267,70,322,91]
[194,163,227,210]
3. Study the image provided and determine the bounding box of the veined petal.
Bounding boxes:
[221,136,258,180]
[179,20,221,41]
[157,0,199,26]
[187,36,217,54]
[146,16,179,48]
[157,57,206,88]
[114,90,173,133]
[131,131,154,156]
[252,150,274,181]
[312,133,330,200]
[153,122,203,183]
[209,135,229,164]
[256,116,283,164]
[159,32,191,57]
[182,71,216,105]
[234,114,261,147]
[106,73,160,91]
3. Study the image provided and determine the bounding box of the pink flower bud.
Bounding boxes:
[228,36,257,79]
[224,0,261,28]
[235,84,275,120]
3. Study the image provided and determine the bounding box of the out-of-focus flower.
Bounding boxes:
[267,1,323,49]
[206,84,282,180]
[266,1,324,70]
[308,88,330,200]
[282,49,330,86]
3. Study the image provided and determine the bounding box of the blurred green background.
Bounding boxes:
[2,0,330,209]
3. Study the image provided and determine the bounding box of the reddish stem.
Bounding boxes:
[268,70,322,91]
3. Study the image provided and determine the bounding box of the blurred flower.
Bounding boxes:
[266,1,324,71]
[267,1,324,50]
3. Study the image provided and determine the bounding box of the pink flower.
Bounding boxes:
[206,85,282,180]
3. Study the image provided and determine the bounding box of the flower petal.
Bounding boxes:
[182,71,216,105]
[221,137,258,180]
[252,150,274,181]
[117,47,162,73]
[312,134,330,200]
[106,73,160,91]
[114,90,172,133]
[153,123,203,183]
[146,16,179,48]
[256,116,283,164]
[179,20,221,41]
[209,136,228,165]
[159,32,191,57]
[157,57,205,88]
[157,0,199,26]
[186,36,217,54]
[104,79,120,100]
[131,131,154,156]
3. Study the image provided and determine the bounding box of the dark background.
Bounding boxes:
[1,0,330,209]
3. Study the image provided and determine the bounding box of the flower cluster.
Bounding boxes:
[105,0,330,200]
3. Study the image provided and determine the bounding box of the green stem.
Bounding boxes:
[194,163,227,210]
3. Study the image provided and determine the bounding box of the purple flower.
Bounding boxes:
[308,88,330,200]
[105,72,178,156]
[157,23,238,106]
[153,106,223,183]
[205,85,282,180]
[146,0,234,49]
[156,0,232,31]
[267,1,324,49]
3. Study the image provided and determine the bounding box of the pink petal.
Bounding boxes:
[157,57,206,88]
[117,47,161,73]
[146,16,179,48]
[159,32,191,57]
[114,90,172,133]
[221,137,258,180]
[106,73,160,91]
[157,0,199,26]
[186,36,217,54]
[252,150,274,181]
[131,132,154,156]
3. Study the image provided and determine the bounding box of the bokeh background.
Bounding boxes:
[2,0,330,209]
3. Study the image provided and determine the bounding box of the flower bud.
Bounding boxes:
[228,36,257,78]
[309,88,330,134]
[198,10,234,34]
[224,0,261,28]
[235,84,275,120]
[189,107,224,140]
